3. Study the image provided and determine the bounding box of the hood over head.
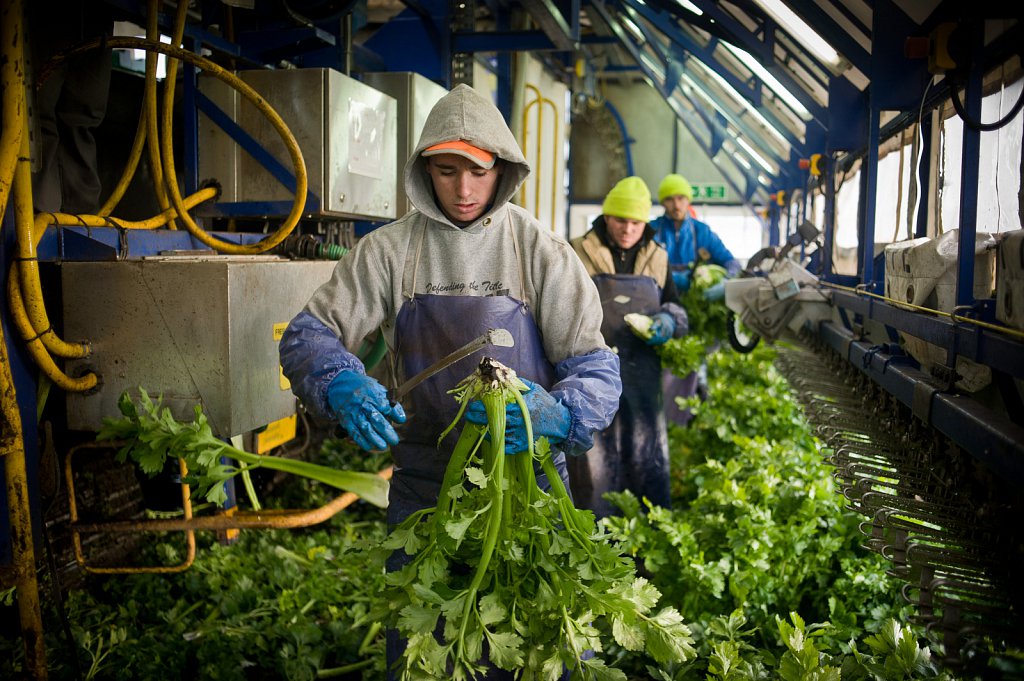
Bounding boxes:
[404,84,530,226]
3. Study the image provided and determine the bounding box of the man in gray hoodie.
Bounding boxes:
[279,84,621,675]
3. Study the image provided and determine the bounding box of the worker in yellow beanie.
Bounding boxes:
[567,177,689,517]
[652,173,740,426]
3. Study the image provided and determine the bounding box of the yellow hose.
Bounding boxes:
[97,105,147,217]
[37,37,308,254]
[37,185,219,240]
[155,0,190,229]
[11,89,93,361]
[7,275,97,391]
[7,185,219,369]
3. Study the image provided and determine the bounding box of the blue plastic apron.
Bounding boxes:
[386,218,569,680]
[565,273,670,518]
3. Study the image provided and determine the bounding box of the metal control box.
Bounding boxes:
[199,68,397,220]
[363,72,448,218]
[62,257,338,437]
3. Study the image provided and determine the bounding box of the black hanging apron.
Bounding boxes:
[566,273,671,518]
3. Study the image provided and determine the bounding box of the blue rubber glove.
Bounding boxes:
[646,313,675,346]
[327,370,406,452]
[464,379,572,453]
[671,270,691,292]
[703,281,726,302]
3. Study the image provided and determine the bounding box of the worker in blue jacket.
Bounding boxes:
[651,174,741,425]
[568,177,688,517]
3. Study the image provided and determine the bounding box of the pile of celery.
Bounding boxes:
[371,358,695,680]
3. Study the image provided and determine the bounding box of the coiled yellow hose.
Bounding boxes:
[38,36,309,255]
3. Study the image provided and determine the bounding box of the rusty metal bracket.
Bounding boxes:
[66,441,196,574]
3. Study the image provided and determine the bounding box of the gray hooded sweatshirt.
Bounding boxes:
[281,84,621,452]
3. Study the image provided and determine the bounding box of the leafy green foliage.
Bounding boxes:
[599,345,934,679]
[1,516,388,680]
[659,263,729,376]
[98,390,389,508]
[367,360,695,679]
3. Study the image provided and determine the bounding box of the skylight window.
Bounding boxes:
[750,0,842,68]
[688,59,792,146]
[722,43,812,121]
[735,136,775,173]
[620,14,647,45]
[674,0,703,16]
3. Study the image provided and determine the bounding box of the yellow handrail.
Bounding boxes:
[520,84,560,232]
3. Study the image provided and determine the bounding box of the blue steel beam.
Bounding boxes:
[590,0,765,206]
[956,22,984,307]
[363,5,449,85]
[519,0,580,50]
[822,154,836,276]
[858,101,880,290]
[819,322,1024,485]
[622,0,811,143]
[628,0,827,127]
[829,291,1024,380]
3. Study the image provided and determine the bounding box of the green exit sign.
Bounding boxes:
[692,184,727,200]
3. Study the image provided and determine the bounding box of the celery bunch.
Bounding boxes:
[372,358,695,680]
[99,390,390,508]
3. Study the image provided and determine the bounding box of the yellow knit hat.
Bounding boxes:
[601,176,652,222]
[658,173,693,202]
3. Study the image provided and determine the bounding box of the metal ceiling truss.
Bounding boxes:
[596,0,798,189]
[589,0,767,205]
[663,0,837,101]
[639,0,829,128]
[617,0,808,158]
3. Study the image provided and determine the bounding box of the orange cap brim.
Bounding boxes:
[422,140,496,169]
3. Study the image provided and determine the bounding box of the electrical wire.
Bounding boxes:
[950,76,1024,132]
[908,75,938,239]
[893,126,907,243]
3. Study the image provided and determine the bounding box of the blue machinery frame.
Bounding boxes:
[4,0,1023,556]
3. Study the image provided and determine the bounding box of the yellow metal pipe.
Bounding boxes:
[71,466,394,533]
[1,335,48,679]
[1,10,48,675]
[66,446,196,574]
[0,0,25,218]
[12,78,92,362]
[35,184,219,242]
[519,84,560,232]
[153,0,191,230]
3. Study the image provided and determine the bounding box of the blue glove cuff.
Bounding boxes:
[646,313,675,346]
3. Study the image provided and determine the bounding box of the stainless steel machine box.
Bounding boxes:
[62,257,338,437]
[199,68,397,220]
[362,72,448,218]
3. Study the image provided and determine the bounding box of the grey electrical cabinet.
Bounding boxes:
[362,72,448,218]
[199,68,397,221]
[62,257,338,437]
